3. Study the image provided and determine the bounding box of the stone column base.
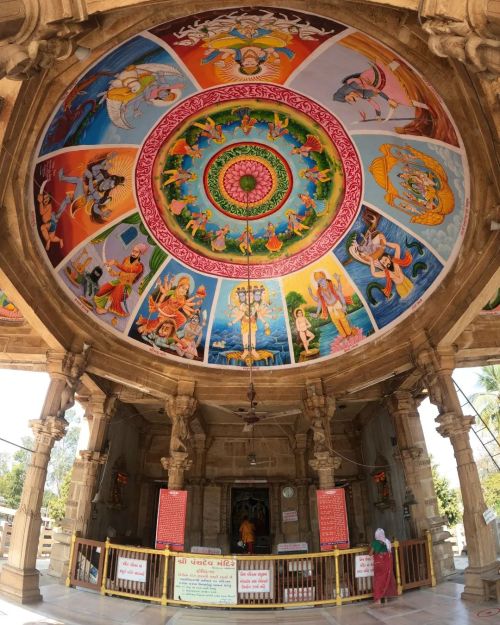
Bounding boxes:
[48,529,72,580]
[0,564,42,604]
[462,561,500,601]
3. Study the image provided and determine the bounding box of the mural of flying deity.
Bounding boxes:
[32,6,469,369]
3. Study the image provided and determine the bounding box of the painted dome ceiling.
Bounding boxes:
[32,6,468,369]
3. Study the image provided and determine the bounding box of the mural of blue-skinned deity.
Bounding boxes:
[128,258,217,362]
[335,206,443,329]
[40,35,196,156]
[208,279,290,367]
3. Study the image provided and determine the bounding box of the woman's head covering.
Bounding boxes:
[375,528,392,552]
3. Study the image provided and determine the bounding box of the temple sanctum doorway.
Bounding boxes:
[230,487,270,553]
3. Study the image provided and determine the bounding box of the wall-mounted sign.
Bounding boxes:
[277,542,308,554]
[191,546,222,555]
[282,510,298,523]
[155,489,187,551]
[355,554,374,578]
[116,556,147,583]
[238,569,271,593]
[173,556,237,604]
[483,508,497,525]
[316,489,350,551]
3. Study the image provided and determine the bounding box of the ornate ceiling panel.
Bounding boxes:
[31,6,469,369]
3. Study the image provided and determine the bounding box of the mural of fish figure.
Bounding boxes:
[103,63,185,129]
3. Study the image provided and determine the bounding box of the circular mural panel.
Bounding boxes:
[32,6,468,369]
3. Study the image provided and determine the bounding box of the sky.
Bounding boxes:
[0,367,490,489]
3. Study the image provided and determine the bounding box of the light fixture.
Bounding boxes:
[248,453,257,466]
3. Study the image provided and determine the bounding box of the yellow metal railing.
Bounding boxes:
[69,535,432,608]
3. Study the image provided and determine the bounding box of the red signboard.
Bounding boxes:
[155,489,187,551]
[316,488,350,551]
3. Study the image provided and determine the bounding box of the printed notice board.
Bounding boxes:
[117,556,147,582]
[355,554,374,577]
[155,489,187,551]
[316,488,350,551]
[173,556,237,604]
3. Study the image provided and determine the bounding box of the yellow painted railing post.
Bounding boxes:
[334,549,341,605]
[161,549,170,606]
[425,530,436,587]
[100,538,111,595]
[65,531,77,587]
[393,540,403,595]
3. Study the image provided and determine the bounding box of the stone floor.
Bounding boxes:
[1,572,499,625]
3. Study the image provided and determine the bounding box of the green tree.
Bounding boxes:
[431,464,462,526]
[481,472,500,514]
[47,469,73,522]
[0,436,34,509]
[471,365,499,436]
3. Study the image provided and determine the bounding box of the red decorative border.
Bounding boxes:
[136,84,362,279]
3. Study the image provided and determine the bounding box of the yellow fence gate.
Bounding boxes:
[67,532,436,608]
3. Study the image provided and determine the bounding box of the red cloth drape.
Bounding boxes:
[373,552,397,600]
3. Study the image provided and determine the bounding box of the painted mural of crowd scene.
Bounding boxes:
[31,6,468,369]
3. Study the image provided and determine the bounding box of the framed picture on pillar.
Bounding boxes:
[155,489,188,551]
[316,489,350,551]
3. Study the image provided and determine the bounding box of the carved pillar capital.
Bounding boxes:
[163,389,197,489]
[309,452,341,490]
[30,414,67,450]
[385,389,417,416]
[435,411,474,439]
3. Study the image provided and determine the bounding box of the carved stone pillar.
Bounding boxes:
[294,433,311,542]
[160,388,197,490]
[48,391,115,580]
[417,347,498,600]
[303,380,341,489]
[386,390,454,578]
[0,416,66,603]
[188,433,206,546]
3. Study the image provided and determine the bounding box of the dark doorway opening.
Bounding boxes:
[231,487,270,553]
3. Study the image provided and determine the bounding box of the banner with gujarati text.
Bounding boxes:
[155,489,187,551]
[316,488,349,551]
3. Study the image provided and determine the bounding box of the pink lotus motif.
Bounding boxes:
[223,159,273,204]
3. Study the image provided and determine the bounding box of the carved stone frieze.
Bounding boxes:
[420,0,500,78]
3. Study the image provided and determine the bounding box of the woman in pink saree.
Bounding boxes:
[369,528,397,604]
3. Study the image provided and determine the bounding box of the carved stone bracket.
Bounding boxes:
[420,0,500,78]
[0,1,93,80]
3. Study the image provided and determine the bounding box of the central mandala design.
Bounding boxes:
[204,142,292,219]
[137,85,361,278]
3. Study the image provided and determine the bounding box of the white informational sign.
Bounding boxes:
[238,569,271,593]
[277,542,308,553]
[483,508,498,525]
[174,556,237,604]
[282,510,298,523]
[116,557,147,583]
[355,554,374,578]
[191,546,222,555]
